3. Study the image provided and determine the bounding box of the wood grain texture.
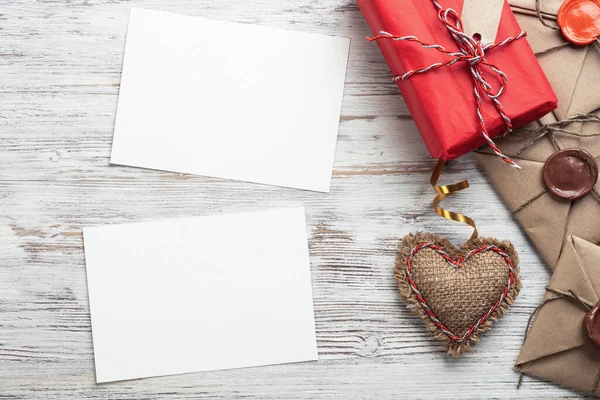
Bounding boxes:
[0,0,578,398]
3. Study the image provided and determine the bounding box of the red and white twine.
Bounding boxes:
[405,242,516,343]
[368,0,525,169]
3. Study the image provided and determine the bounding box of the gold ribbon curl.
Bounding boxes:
[430,159,478,242]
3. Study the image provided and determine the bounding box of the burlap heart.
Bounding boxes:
[395,233,521,357]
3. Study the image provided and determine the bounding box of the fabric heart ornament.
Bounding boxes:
[395,233,521,357]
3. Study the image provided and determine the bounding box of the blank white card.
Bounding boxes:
[83,207,317,383]
[111,8,350,192]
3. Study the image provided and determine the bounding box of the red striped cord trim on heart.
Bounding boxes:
[405,242,516,343]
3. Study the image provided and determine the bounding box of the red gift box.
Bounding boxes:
[357,0,558,161]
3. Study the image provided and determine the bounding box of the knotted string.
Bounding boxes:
[368,0,526,169]
[516,113,600,155]
[505,113,600,212]
[517,286,600,395]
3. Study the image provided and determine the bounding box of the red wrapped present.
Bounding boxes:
[357,0,558,164]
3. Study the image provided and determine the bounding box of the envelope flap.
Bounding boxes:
[573,236,600,301]
[565,46,600,118]
[564,197,600,269]
[517,345,600,395]
[516,300,588,365]
[477,146,571,268]
[513,193,571,269]
[538,46,588,121]
[475,153,547,211]
[513,12,564,55]
[516,237,597,365]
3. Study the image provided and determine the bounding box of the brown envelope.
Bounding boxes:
[516,235,600,396]
[475,0,600,270]
[509,0,600,121]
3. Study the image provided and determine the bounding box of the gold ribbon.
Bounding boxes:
[430,159,478,242]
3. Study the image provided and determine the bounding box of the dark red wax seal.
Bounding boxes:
[557,0,600,45]
[542,148,599,200]
[584,301,600,348]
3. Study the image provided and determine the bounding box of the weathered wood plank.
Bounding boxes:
[0,0,575,398]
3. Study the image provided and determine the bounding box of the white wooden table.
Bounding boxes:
[0,1,578,398]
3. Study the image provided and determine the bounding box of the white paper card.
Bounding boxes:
[83,207,318,383]
[110,8,350,192]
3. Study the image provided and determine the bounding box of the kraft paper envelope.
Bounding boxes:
[510,0,600,121]
[476,0,600,270]
[516,236,600,396]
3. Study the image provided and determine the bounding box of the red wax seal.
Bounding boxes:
[543,148,599,200]
[557,0,600,45]
[585,301,600,348]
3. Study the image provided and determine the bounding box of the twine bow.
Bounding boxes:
[368,0,526,169]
